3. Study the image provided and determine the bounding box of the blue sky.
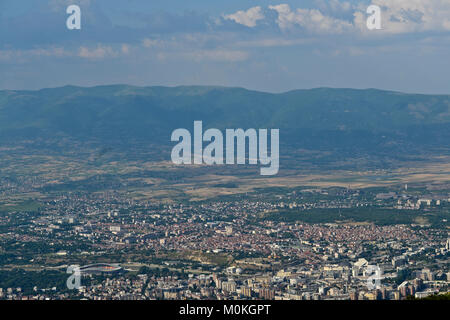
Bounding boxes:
[1,0,450,94]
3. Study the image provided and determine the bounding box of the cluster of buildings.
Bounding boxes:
[0,185,449,300]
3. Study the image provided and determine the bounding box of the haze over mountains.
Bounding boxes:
[0,85,449,154]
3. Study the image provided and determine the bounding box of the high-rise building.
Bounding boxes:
[381,288,387,300]
[241,287,252,297]
[222,280,236,293]
[259,288,275,300]
[393,292,400,300]
[399,285,408,297]
[421,268,435,281]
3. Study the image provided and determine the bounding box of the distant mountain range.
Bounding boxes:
[0,85,449,152]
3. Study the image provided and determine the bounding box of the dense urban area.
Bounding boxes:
[0,177,449,300]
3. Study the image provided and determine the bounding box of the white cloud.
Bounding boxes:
[0,47,70,61]
[2,45,126,61]
[78,45,116,59]
[268,4,353,34]
[0,50,13,61]
[357,0,450,34]
[268,1,450,35]
[224,6,265,27]
[148,50,249,63]
[142,38,162,48]
[121,44,130,54]
[234,38,311,48]
[49,0,91,11]
[315,0,353,14]
[186,49,249,62]
[267,4,292,30]
[329,0,352,12]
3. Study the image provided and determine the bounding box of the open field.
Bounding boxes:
[1,150,449,203]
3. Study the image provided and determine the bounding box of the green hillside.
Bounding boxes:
[0,85,449,152]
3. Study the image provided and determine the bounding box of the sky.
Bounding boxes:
[1,0,450,94]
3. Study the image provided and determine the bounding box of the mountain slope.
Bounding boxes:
[0,85,449,151]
